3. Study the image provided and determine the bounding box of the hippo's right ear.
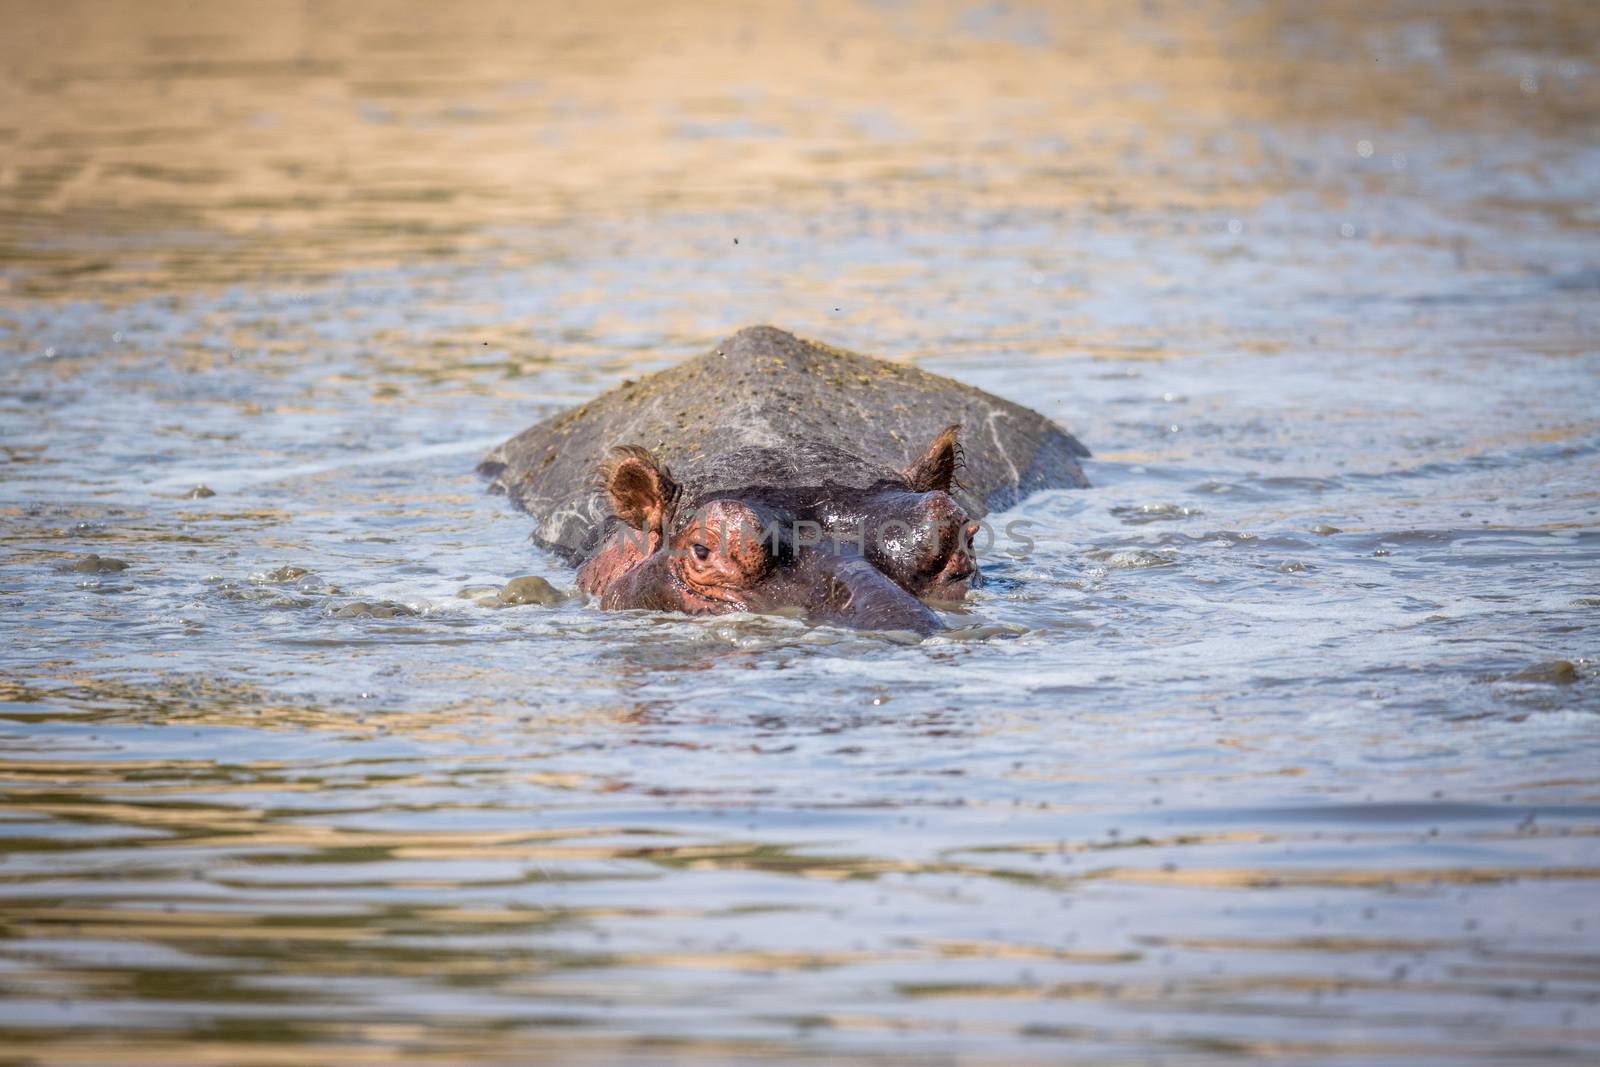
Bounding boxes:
[600,445,680,534]
[903,424,963,494]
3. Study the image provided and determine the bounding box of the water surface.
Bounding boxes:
[2,2,1598,1063]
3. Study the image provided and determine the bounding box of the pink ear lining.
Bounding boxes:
[599,445,679,532]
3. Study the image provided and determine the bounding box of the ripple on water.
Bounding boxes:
[1086,549,1180,569]
[1109,502,1205,525]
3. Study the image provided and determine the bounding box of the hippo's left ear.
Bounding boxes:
[903,424,963,494]
[600,445,680,536]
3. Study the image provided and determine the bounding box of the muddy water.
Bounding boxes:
[2,1,1599,1063]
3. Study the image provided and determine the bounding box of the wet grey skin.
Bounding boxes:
[480,325,1090,633]
[593,523,943,636]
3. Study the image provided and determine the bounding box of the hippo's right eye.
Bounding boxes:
[691,543,710,562]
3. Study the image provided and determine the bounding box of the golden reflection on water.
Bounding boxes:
[4,0,1596,300]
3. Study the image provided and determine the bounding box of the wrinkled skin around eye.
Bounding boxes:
[668,499,777,609]
[582,499,771,614]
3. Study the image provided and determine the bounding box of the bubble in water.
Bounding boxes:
[1356,139,1374,158]
[253,565,311,584]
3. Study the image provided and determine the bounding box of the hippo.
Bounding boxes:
[479,326,1089,634]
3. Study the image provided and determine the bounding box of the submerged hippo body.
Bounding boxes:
[479,326,1089,634]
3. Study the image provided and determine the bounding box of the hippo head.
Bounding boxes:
[577,446,942,635]
[819,425,983,603]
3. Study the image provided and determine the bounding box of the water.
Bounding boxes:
[2,2,1598,1063]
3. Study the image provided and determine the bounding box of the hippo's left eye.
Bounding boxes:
[691,543,710,562]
